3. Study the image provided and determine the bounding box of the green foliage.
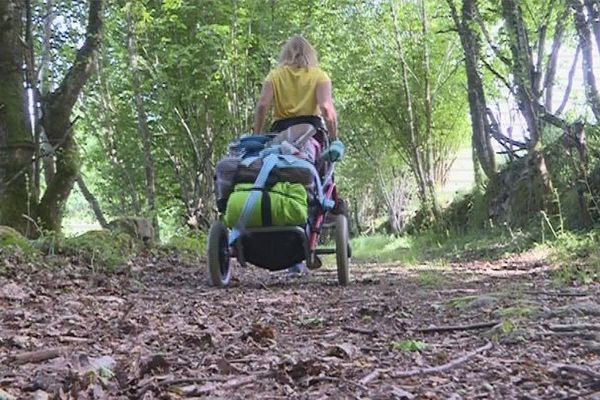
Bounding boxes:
[497,305,538,319]
[62,230,137,270]
[350,225,536,266]
[0,226,39,259]
[413,269,446,286]
[163,230,207,263]
[550,231,600,285]
[390,339,428,352]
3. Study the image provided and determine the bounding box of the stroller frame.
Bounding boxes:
[206,147,350,287]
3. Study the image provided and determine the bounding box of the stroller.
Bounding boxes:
[207,123,350,287]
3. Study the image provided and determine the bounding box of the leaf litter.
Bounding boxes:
[0,251,599,399]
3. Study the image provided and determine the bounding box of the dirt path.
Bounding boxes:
[1,252,600,399]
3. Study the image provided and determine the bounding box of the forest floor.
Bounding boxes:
[1,249,600,400]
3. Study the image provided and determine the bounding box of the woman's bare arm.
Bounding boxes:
[253,81,274,134]
[316,81,338,139]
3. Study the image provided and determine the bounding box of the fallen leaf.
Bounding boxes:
[0,282,27,300]
[140,354,170,377]
[326,343,356,359]
[243,323,276,342]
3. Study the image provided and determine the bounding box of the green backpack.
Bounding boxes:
[224,182,308,228]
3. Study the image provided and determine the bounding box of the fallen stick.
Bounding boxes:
[309,376,369,392]
[359,369,381,385]
[58,336,93,344]
[342,326,377,335]
[417,321,500,333]
[525,290,589,297]
[548,324,600,332]
[9,347,66,365]
[551,363,600,380]
[390,342,493,378]
[187,371,271,395]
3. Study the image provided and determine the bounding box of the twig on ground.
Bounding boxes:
[309,376,369,391]
[390,342,493,378]
[417,321,501,333]
[185,371,271,395]
[359,369,381,385]
[342,326,377,335]
[8,347,66,365]
[58,336,93,344]
[544,331,599,340]
[548,324,600,332]
[525,290,589,297]
[551,363,600,380]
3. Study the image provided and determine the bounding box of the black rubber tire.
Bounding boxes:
[207,221,232,287]
[335,214,350,286]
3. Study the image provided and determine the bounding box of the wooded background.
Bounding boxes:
[1,0,599,242]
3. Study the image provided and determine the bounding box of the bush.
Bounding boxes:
[0,226,39,259]
[62,230,137,270]
[162,231,207,263]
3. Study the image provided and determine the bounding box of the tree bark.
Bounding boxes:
[502,0,554,209]
[76,175,109,228]
[420,0,440,217]
[571,0,600,120]
[584,0,600,60]
[127,6,160,240]
[390,0,428,210]
[447,0,496,179]
[543,5,569,110]
[0,0,36,235]
[38,0,56,186]
[38,0,104,233]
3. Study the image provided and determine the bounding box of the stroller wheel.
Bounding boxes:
[207,221,232,287]
[335,214,350,286]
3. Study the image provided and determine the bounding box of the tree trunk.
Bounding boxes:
[38,0,104,233]
[127,7,160,240]
[390,0,429,213]
[76,175,109,229]
[38,0,56,185]
[584,0,600,60]
[502,0,554,210]
[447,0,496,179]
[543,5,569,110]
[0,0,36,236]
[571,0,600,120]
[420,0,440,217]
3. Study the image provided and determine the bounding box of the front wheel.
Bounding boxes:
[335,214,350,286]
[207,221,232,287]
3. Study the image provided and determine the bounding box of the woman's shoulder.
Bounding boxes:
[309,66,330,82]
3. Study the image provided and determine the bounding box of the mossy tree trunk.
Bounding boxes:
[0,0,104,237]
[0,0,36,236]
[502,0,555,214]
[37,0,104,234]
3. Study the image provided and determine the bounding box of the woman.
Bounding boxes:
[253,36,342,276]
[253,35,338,140]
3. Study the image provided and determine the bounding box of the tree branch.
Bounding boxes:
[46,0,104,114]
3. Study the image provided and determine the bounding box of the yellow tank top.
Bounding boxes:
[266,66,330,121]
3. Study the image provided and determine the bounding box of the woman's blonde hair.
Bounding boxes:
[278,35,318,68]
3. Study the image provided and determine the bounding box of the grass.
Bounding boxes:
[544,231,600,285]
[349,227,536,266]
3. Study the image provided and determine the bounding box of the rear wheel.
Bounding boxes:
[335,214,350,286]
[207,221,232,287]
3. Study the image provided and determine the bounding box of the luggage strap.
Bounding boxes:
[229,154,334,245]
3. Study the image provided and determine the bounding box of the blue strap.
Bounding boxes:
[274,155,334,210]
[229,154,279,244]
[229,154,334,245]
